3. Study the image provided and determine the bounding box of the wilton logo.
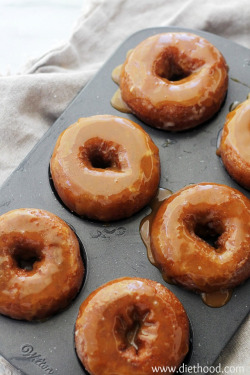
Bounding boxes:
[21,344,54,374]
[90,226,126,239]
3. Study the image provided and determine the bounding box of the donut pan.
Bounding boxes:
[0,27,249,375]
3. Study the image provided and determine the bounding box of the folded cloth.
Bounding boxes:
[0,0,249,372]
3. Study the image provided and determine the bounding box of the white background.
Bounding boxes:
[0,0,83,74]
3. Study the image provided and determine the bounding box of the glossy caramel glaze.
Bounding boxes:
[150,183,250,293]
[140,188,172,265]
[120,32,228,131]
[111,88,132,113]
[50,115,160,221]
[201,289,233,308]
[218,98,250,189]
[0,208,84,321]
[75,277,189,375]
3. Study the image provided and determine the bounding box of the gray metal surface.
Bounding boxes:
[0,27,249,375]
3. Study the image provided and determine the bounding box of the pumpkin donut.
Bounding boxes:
[0,208,84,321]
[120,32,228,131]
[218,98,250,189]
[75,277,189,375]
[150,183,250,293]
[50,115,160,221]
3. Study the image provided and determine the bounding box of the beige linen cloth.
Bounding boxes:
[0,0,249,372]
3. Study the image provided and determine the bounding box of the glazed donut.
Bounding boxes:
[120,32,228,131]
[50,115,160,221]
[150,183,250,293]
[218,98,250,189]
[75,277,189,375]
[0,208,84,321]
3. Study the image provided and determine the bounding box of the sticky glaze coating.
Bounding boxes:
[120,32,228,131]
[151,183,250,293]
[0,208,84,321]
[75,277,189,375]
[50,115,160,221]
[218,99,250,189]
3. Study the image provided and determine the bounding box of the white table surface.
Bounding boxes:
[0,0,83,74]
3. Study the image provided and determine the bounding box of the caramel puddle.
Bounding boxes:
[111,49,134,113]
[111,89,131,113]
[140,188,172,266]
[201,289,233,308]
[111,49,134,85]
[112,64,123,85]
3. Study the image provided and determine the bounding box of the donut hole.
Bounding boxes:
[88,152,112,169]
[12,245,43,271]
[155,48,204,82]
[114,306,151,354]
[164,62,190,82]
[79,137,128,171]
[193,218,224,249]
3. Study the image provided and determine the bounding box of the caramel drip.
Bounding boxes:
[111,89,132,113]
[111,49,134,112]
[112,64,123,85]
[111,49,134,85]
[201,289,233,308]
[140,188,172,266]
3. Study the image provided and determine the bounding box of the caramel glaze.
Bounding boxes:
[50,115,160,222]
[201,289,233,308]
[118,32,228,131]
[75,277,189,375]
[111,88,132,113]
[112,64,123,85]
[150,183,250,303]
[140,188,172,266]
[111,51,134,113]
[0,208,84,321]
[218,98,250,190]
[111,49,134,85]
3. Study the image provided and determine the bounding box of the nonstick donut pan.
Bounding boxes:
[0,27,249,375]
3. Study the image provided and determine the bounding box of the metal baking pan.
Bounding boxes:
[0,27,249,375]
